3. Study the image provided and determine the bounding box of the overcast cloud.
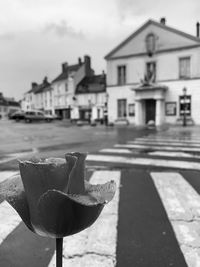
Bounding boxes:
[0,0,199,100]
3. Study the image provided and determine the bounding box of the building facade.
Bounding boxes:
[52,56,94,120]
[75,73,107,123]
[22,77,54,115]
[105,18,200,126]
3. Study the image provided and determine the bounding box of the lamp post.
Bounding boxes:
[182,87,187,127]
[104,93,109,126]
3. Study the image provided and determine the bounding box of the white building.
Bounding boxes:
[75,73,107,123]
[22,77,54,115]
[52,56,94,120]
[105,18,200,126]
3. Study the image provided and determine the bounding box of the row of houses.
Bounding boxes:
[22,18,200,126]
[21,55,107,123]
[0,93,20,118]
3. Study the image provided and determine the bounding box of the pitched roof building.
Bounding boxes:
[105,18,200,126]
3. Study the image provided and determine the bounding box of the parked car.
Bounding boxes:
[24,111,53,123]
[9,110,25,121]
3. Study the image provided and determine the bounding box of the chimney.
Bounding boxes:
[43,76,48,84]
[62,62,68,73]
[84,55,92,76]
[197,22,200,37]
[78,57,82,65]
[160,17,166,25]
[32,82,38,89]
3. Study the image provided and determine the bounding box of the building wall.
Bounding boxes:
[107,43,200,125]
[75,92,106,121]
[107,86,136,124]
[112,23,199,58]
[107,47,200,86]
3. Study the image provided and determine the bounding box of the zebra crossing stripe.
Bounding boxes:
[100,148,200,159]
[136,137,200,144]
[0,201,22,244]
[48,170,121,267]
[151,172,200,267]
[87,154,200,170]
[129,140,200,148]
[148,151,200,158]
[0,171,18,183]
[100,148,132,154]
[115,143,200,152]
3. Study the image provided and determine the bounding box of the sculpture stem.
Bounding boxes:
[56,238,63,267]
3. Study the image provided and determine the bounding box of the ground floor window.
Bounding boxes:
[128,103,135,116]
[179,95,191,116]
[165,102,177,116]
[117,99,127,118]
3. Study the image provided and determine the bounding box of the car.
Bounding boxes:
[24,111,53,123]
[9,111,25,121]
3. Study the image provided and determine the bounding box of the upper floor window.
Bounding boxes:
[145,62,156,83]
[145,33,156,57]
[117,65,126,85]
[179,57,190,79]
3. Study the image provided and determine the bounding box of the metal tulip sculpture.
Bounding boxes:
[4,152,116,267]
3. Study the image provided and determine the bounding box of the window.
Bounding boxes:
[117,99,127,118]
[145,33,156,56]
[165,102,177,116]
[128,104,135,116]
[179,95,191,116]
[117,65,126,85]
[145,62,156,83]
[179,57,190,78]
[65,83,68,92]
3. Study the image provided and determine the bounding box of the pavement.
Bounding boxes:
[1,123,200,266]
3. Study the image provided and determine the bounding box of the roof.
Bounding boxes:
[76,74,106,94]
[6,99,20,107]
[27,80,51,94]
[52,63,82,83]
[34,82,51,94]
[105,19,200,59]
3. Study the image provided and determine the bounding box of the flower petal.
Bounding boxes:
[65,152,87,194]
[19,158,69,228]
[37,189,104,238]
[85,180,117,204]
[4,173,34,232]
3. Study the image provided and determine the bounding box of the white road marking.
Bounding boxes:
[136,137,200,143]
[0,171,18,183]
[115,143,200,152]
[0,201,22,244]
[48,170,121,267]
[100,148,132,154]
[151,172,200,267]
[87,154,200,170]
[148,151,200,158]
[129,140,200,148]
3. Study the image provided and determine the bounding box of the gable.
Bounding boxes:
[105,20,200,59]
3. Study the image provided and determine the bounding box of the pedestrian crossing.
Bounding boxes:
[1,170,200,266]
[1,131,200,266]
[87,131,200,169]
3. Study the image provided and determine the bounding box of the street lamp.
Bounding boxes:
[182,87,187,127]
[104,93,109,126]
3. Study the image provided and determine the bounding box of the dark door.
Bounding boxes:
[145,99,156,123]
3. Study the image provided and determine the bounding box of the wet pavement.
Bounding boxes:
[1,120,200,266]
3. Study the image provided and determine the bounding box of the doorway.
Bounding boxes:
[145,99,156,123]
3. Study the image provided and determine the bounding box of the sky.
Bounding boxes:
[0,0,200,100]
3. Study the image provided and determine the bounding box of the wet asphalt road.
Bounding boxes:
[2,120,200,266]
